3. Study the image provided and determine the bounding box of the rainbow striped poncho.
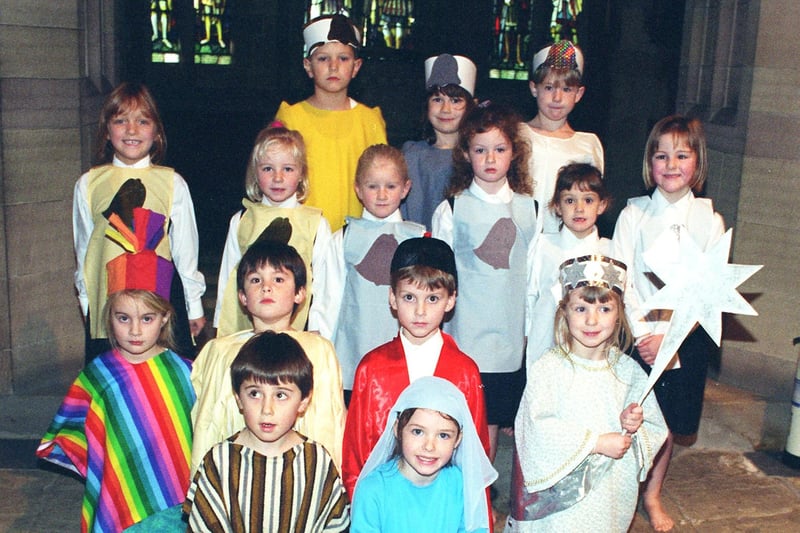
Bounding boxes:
[37,349,195,532]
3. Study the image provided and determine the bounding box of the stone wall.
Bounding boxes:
[0,1,88,394]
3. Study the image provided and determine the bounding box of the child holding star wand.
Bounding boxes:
[613,115,726,531]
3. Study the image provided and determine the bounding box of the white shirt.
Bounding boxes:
[212,195,332,327]
[401,328,444,383]
[73,155,206,320]
[308,208,403,339]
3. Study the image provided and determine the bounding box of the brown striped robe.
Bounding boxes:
[184,433,349,532]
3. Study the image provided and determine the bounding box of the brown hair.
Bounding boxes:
[391,407,461,459]
[390,265,457,295]
[549,163,611,211]
[103,290,177,352]
[94,82,167,165]
[355,144,409,185]
[642,115,708,192]
[231,331,313,398]
[421,85,476,144]
[245,127,309,202]
[449,103,532,197]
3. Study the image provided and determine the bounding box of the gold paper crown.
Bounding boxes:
[559,254,627,298]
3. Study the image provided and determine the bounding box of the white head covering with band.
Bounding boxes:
[424,54,477,97]
[303,14,361,56]
[532,40,584,76]
[356,376,497,532]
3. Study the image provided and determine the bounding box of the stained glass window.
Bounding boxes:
[194,0,233,65]
[489,0,584,80]
[150,1,234,65]
[304,1,416,51]
[151,0,181,63]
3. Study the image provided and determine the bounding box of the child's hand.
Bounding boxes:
[593,433,632,459]
[189,317,207,337]
[620,403,644,434]
[636,334,664,365]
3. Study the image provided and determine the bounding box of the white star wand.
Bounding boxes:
[636,228,762,405]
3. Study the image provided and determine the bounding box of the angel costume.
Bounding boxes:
[508,347,667,532]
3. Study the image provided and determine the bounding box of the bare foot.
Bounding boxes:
[644,497,674,532]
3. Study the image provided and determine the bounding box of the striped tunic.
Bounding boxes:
[37,349,195,532]
[185,434,350,532]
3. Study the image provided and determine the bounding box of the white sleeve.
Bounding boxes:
[612,205,651,339]
[312,215,333,271]
[307,228,345,339]
[73,173,92,317]
[212,211,243,328]
[169,172,206,320]
[430,200,454,246]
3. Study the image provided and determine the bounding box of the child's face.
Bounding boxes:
[238,264,305,332]
[107,105,156,165]
[529,72,585,124]
[109,294,168,363]
[257,145,302,204]
[389,279,455,345]
[465,127,513,194]
[395,408,462,485]
[354,157,411,219]
[555,184,607,239]
[564,288,619,361]
[651,133,697,202]
[234,377,310,456]
[427,92,468,137]
[303,42,362,96]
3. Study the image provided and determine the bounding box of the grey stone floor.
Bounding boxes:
[2,380,800,532]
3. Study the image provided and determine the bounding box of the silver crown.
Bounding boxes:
[559,254,626,297]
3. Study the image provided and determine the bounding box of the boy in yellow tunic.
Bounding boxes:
[275,14,387,231]
[190,240,345,473]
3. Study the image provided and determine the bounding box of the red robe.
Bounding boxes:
[342,332,490,496]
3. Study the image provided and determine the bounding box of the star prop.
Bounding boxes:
[637,228,762,404]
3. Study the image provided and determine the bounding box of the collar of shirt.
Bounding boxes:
[263,196,300,208]
[652,187,694,218]
[468,180,514,204]
[400,328,444,383]
[361,208,404,222]
[113,154,151,168]
[559,225,599,248]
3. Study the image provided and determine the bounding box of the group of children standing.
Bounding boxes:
[35,11,726,533]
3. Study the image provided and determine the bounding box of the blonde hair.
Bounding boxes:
[245,127,309,202]
[355,144,409,185]
[642,115,708,192]
[103,290,177,352]
[94,82,167,165]
[553,285,632,358]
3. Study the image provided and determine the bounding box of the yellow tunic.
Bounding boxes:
[275,100,387,231]
[190,329,345,474]
[83,165,174,338]
[217,199,322,336]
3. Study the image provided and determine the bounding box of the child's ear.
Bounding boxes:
[294,286,307,305]
[401,179,411,199]
[388,288,398,310]
[351,57,363,79]
[597,198,608,216]
[529,81,537,98]
[238,290,248,308]
[574,85,586,103]
[298,391,312,415]
[444,292,456,313]
[392,420,399,440]
[303,57,313,78]
[233,391,244,413]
